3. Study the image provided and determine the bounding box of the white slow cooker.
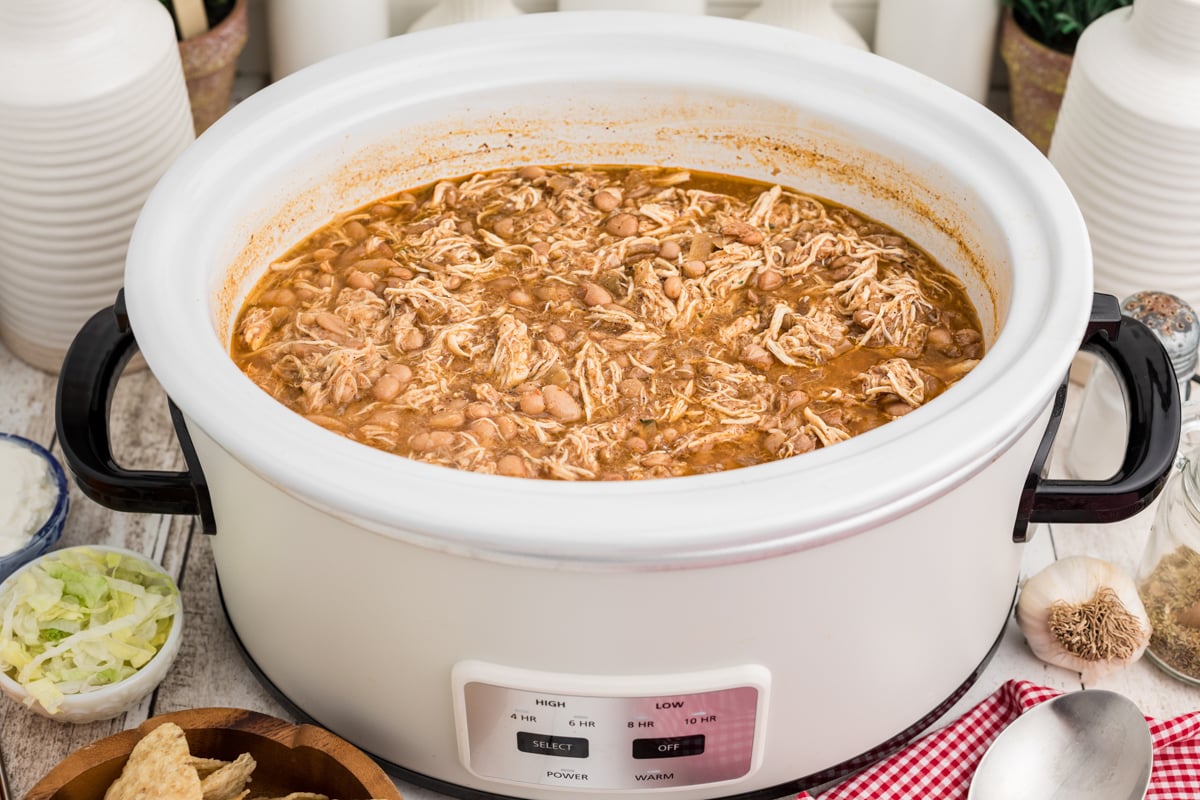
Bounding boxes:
[56,13,1180,800]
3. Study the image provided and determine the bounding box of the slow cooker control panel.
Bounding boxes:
[451,661,770,791]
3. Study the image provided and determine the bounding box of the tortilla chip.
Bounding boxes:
[257,794,328,800]
[103,722,202,800]
[189,756,230,778]
[199,751,256,800]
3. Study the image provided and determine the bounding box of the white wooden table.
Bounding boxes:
[3,333,1199,799]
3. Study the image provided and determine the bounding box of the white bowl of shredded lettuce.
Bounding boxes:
[0,545,182,723]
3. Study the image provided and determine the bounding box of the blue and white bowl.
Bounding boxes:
[0,433,69,583]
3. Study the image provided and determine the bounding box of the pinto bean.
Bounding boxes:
[927,327,953,348]
[493,216,515,238]
[954,328,983,345]
[642,452,672,468]
[740,343,773,370]
[757,269,783,291]
[498,453,529,477]
[721,220,763,245]
[466,402,494,420]
[346,271,375,291]
[784,390,810,413]
[663,275,683,300]
[820,409,845,427]
[344,220,369,241]
[792,432,817,454]
[582,282,614,307]
[625,436,648,453]
[658,239,681,260]
[884,401,917,417]
[387,363,413,383]
[618,378,644,398]
[497,415,518,439]
[545,323,567,344]
[593,189,621,212]
[542,385,583,422]
[520,390,546,415]
[683,259,707,278]
[468,418,498,446]
[533,282,573,302]
[316,312,348,337]
[605,213,639,238]
[487,276,520,293]
[352,258,397,272]
[431,411,466,430]
[508,288,534,307]
[258,288,297,308]
[547,175,575,193]
[411,431,455,451]
[372,375,403,402]
[519,166,546,180]
[398,329,425,351]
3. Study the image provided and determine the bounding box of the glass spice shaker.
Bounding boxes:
[1064,291,1199,480]
[1138,445,1200,684]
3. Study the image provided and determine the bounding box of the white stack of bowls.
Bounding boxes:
[1048,0,1200,312]
[0,0,194,373]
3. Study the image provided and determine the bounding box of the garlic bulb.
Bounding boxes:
[1016,556,1151,682]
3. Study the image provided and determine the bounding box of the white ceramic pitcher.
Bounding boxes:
[1048,0,1200,313]
[0,0,194,373]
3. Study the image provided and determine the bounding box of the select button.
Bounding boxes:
[517,732,590,759]
[632,735,706,759]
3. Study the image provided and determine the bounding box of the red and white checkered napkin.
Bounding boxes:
[799,680,1200,800]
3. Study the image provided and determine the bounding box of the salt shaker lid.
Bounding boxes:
[1122,291,1199,380]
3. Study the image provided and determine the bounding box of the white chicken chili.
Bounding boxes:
[231,165,983,480]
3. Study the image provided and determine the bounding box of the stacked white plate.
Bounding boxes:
[1048,0,1200,313]
[0,0,194,373]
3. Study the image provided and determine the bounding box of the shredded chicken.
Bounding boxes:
[234,165,984,480]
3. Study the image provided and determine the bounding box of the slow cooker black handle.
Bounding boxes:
[55,292,216,533]
[1012,293,1181,542]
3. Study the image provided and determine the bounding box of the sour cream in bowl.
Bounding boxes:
[0,433,69,582]
[0,545,183,723]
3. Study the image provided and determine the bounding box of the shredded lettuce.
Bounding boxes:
[0,547,180,713]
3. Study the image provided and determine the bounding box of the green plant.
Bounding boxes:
[1003,0,1132,53]
[158,0,235,40]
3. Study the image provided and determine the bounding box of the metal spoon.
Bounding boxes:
[968,690,1153,800]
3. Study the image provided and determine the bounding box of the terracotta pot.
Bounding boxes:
[178,0,249,135]
[999,8,1074,153]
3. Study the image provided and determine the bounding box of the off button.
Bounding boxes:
[517,732,590,759]
[632,735,706,759]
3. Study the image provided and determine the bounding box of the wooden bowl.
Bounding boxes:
[25,707,402,800]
